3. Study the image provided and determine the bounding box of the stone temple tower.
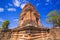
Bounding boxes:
[18,3,43,28]
[14,3,50,40]
[1,3,60,40]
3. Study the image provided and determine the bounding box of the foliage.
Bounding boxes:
[2,20,10,29]
[46,10,60,27]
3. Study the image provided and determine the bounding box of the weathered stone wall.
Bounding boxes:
[0,28,52,40]
[0,29,12,40]
[0,28,60,40]
[50,28,60,40]
[0,29,60,40]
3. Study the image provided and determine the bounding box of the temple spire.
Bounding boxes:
[18,3,43,28]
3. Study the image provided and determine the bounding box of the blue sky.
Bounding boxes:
[0,0,60,29]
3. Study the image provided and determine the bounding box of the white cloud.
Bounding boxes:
[20,4,26,9]
[13,0,20,7]
[8,8,16,11]
[14,18,19,22]
[0,8,4,12]
[0,18,4,22]
[13,0,28,9]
